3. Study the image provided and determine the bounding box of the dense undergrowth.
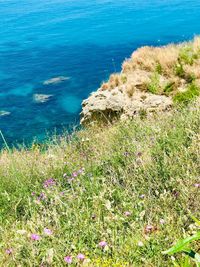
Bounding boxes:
[0,102,199,266]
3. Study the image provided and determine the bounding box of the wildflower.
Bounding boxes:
[144,225,157,234]
[72,172,78,177]
[124,211,131,216]
[138,241,144,247]
[31,192,36,196]
[172,190,179,198]
[124,152,130,157]
[194,183,200,188]
[145,225,153,232]
[44,228,52,235]
[39,192,46,200]
[31,234,41,241]
[64,256,72,264]
[136,152,142,157]
[99,241,108,248]
[77,253,85,261]
[160,219,165,224]
[43,178,56,188]
[140,194,145,199]
[5,248,12,255]
[78,168,84,174]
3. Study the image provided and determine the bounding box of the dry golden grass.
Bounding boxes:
[192,36,200,52]
[100,37,200,99]
[130,45,180,75]
[184,60,200,79]
[125,84,135,97]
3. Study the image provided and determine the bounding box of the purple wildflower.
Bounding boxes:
[31,234,41,241]
[31,192,36,196]
[145,225,154,234]
[144,225,157,234]
[99,241,108,248]
[64,256,72,264]
[44,228,52,235]
[78,168,84,174]
[140,194,145,199]
[124,211,131,216]
[194,183,200,188]
[136,152,142,157]
[39,192,46,200]
[5,248,13,255]
[77,253,85,261]
[43,178,56,188]
[72,172,78,177]
[172,190,179,198]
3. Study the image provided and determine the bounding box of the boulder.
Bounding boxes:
[81,88,173,125]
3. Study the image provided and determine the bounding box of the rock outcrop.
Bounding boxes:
[81,87,172,125]
[81,37,200,125]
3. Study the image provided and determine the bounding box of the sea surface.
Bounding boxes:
[0,0,200,147]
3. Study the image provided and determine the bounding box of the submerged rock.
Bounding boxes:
[43,76,70,85]
[33,94,53,103]
[0,110,11,117]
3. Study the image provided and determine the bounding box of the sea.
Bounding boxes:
[0,0,200,147]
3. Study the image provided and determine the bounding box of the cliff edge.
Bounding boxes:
[81,37,200,124]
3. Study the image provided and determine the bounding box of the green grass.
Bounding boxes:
[0,103,200,266]
[147,73,160,94]
[179,46,199,65]
[173,83,200,105]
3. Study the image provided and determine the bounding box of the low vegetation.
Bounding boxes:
[0,101,199,266]
[101,37,200,105]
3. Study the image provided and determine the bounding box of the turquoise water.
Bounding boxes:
[0,0,200,147]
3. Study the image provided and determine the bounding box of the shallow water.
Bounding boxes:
[0,0,200,147]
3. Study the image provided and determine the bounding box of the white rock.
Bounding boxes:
[33,94,53,103]
[43,76,70,85]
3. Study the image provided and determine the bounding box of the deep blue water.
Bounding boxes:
[0,0,200,147]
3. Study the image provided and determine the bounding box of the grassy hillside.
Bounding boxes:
[0,101,199,266]
[100,37,200,103]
